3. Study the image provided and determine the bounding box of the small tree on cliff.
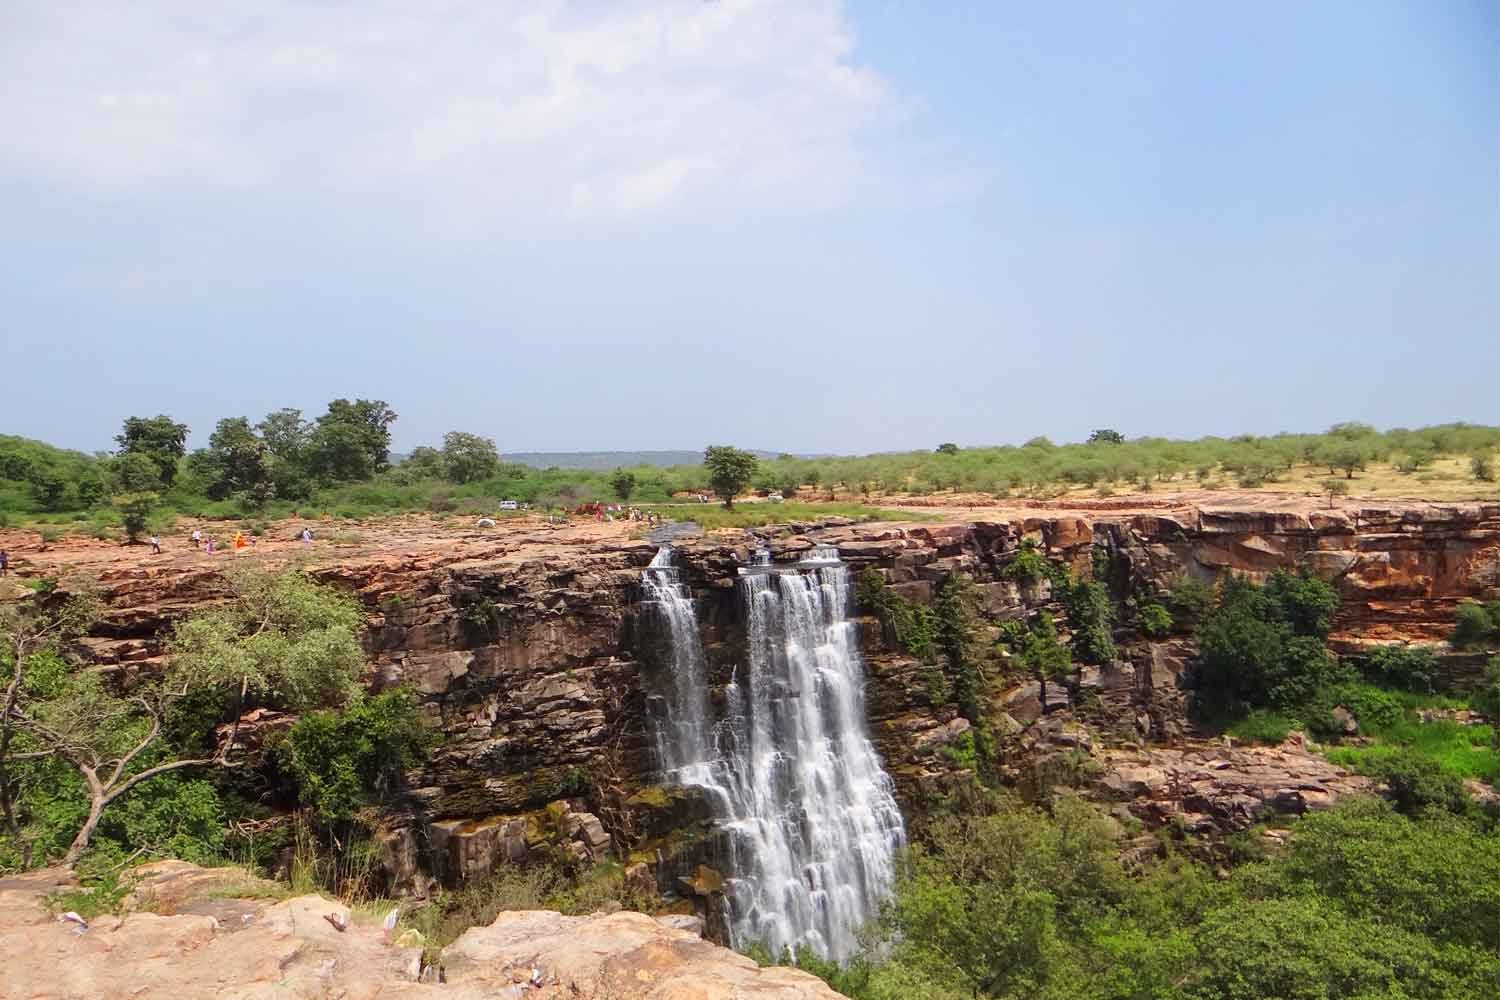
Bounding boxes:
[704,446,758,509]
[0,566,366,866]
[1320,478,1350,509]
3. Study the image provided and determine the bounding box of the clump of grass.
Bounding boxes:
[1327,719,1500,784]
[1226,710,1299,745]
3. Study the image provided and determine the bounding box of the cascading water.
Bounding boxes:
[640,544,906,962]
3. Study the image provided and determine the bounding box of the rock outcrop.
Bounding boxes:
[7,497,1497,890]
[0,863,841,1000]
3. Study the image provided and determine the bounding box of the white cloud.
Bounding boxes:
[0,0,895,220]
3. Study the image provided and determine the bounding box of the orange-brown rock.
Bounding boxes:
[5,498,1497,887]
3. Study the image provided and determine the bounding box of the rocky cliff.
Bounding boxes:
[20,498,1500,894]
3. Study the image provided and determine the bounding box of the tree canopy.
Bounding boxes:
[703,445,759,509]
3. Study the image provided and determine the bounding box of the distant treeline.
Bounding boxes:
[2,409,1498,530]
[503,449,786,471]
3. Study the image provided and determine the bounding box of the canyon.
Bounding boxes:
[3,493,1499,995]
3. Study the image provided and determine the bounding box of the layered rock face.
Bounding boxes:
[49,500,1500,887]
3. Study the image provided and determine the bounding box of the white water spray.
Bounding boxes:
[641,545,906,961]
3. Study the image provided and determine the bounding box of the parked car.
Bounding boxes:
[499,500,519,510]
[768,493,784,503]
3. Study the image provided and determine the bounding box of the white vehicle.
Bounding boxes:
[768,493,784,503]
[499,500,519,510]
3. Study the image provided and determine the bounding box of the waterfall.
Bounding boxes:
[641,545,906,962]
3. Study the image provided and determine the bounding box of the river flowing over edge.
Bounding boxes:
[641,545,906,961]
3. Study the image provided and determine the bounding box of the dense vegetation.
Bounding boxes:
[776,562,1500,999]
[0,567,426,887]
[775,789,1500,1000]
[4,418,1499,535]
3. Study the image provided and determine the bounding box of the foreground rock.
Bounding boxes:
[0,864,840,1000]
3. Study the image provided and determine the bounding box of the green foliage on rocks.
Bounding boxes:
[935,575,996,771]
[857,569,938,663]
[166,565,365,712]
[0,567,423,874]
[1361,644,1439,692]
[785,793,1500,1000]
[1451,601,1500,650]
[275,690,429,822]
[1193,570,1344,713]
[1139,602,1173,638]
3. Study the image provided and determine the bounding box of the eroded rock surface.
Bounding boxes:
[1097,737,1371,834]
[4,498,1497,891]
[0,864,840,1000]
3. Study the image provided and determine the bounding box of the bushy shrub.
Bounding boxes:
[1059,576,1116,665]
[1167,574,1215,625]
[1451,601,1500,650]
[1362,644,1439,692]
[1139,602,1173,638]
[1304,682,1404,738]
[1002,540,1051,586]
[1193,571,1346,713]
[275,690,429,822]
[1353,748,1471,816]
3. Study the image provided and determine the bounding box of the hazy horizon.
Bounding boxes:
[3,2,1496,455]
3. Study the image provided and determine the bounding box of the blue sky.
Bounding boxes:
[2,1,1495,455]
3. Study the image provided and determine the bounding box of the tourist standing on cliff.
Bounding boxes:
[0,550,8,576]
[149,534,161,555]
[191,528,202,549]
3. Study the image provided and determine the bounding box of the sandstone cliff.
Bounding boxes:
[12,498,1499,893]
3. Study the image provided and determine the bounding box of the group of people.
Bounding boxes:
[600,505,661,525]
[186,527,253,554]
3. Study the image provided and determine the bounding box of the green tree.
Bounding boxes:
[441,431,500,484]
[610,468,637,501]
[25,467,67,511]
[166,565,365,714]
[114,492,157,543]
[0,593,99,866]
[885,795,1126,998]
[196,417,273,503]
[1472,453,1495,482]
[1087,429,1125,445]
[115,415,188,487]
[276,691,428,822]
[1194,571,1343,712]
[257,408,313,499]
[1324,441,1368,479]
[1059,577,1116,665]
[703,446,759,509]
[113,451,163,493]
[936,442,960,455]
[400,446,446,480]
[256,408,310,461]
[935,576,995,768]
[1139,602,1173,638]
[1320,477,1350,507]
[305,399,397,482]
